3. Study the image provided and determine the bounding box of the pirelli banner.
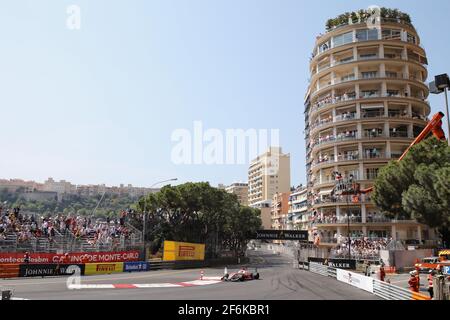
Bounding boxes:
[162,241,205,261]
[84,262,124,275]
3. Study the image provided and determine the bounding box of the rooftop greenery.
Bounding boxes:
[325,8,412,32]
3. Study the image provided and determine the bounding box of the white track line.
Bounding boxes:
[67,278,222,290]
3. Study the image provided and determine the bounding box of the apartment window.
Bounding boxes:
[340,56,354,63]
[387,90,400,97]
[385,71,398,78]
[333,32,353,47]
[366,168,379,180]
[359,53,377,60]
[356,29,379,42]
[361,71,378,79]
[361,90,379,98]
[382,29,401,40]
[319,40,331,54]
[341,73,355,81]
[407,33,416,44]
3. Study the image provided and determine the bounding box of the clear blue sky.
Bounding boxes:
[1,0,449,188]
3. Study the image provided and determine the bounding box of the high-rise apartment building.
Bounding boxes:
[287,186,308,231]
[270,192,290,230]
[248,147,291,207]
[304,10,438,246]
[225,183,249,206]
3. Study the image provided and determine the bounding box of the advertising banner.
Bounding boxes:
[84,262,124,275]
[162,241,205,261]
[327,259,356,270]
[0,251,139,264]
[336,269,374,293]
[307,258,356,269]
[255,230,308,241]
[19,264,85,277]
[123,261,149,272]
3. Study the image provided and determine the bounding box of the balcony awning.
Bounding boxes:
[318,188,334,196]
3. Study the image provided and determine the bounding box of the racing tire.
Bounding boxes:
[254,273,260,280]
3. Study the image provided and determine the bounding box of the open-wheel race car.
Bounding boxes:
[221,267,260,282]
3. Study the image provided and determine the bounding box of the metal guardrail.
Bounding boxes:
[373,279,411,300]
[327,267,337,279]
[304,261,432,300]
[309,262,329,277]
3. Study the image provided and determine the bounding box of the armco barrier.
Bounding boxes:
[327,267,337,279]
[309,262,329,277]
[303,262,432,300]
[373,279,411,300]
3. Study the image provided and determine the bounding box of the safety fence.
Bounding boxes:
[306,261,431,301]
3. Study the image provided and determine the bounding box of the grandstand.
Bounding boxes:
[0,209,143,253]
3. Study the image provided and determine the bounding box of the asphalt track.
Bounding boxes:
[0,249,379,300]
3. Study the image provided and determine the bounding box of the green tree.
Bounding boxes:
[373,137,450,245]
[131,182,262,258]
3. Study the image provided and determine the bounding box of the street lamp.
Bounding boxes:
[429,74,450,146]
[142,178,178,259]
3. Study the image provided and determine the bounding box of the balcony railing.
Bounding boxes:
[364,174,379,180]
[390,131,409,138]
[388,110,408,118]
[363,152,386,159]
[363,131,385,139]
[312,216,363,225]
[334,112,356,122]
[362,110,384,118]
[312,92,428,113]
[337,153,359,161]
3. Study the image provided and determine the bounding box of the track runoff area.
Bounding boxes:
[0,248,378,301]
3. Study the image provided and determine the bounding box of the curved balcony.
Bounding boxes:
[310,112,427,136]
[311,56,427,82]
[311,74,429,99]
[310,94,430,119]
[311,32,426,66]
[310,132,415,154]
[310,152,395,172]
[311,196,371,209]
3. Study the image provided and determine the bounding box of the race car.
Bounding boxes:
[221,268,260,282]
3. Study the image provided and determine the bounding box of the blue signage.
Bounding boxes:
[444,266,450,275]
[123,261,149,272]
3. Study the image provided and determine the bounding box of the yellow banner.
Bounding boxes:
[85,262,124,275]
[163,241,205,261]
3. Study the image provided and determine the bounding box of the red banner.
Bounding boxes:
[0,251,140,264]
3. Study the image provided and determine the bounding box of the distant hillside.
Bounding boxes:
[0,188,139,218]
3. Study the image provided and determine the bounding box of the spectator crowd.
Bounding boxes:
[0,206,135,248]
[332,237,390,259]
